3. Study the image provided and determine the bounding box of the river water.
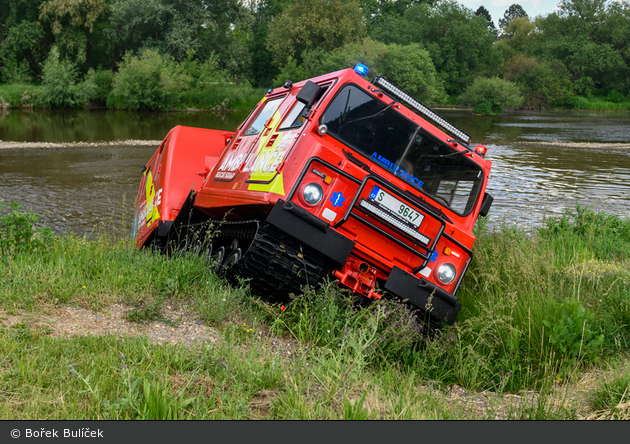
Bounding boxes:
[1,108,629,236]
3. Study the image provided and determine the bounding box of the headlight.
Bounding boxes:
[303,183,323,206]
[437,263,456,284]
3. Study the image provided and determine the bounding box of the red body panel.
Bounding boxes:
[133,125,234,246]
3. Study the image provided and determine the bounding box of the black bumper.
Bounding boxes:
[385,266,462,325]
[265,200,355,266]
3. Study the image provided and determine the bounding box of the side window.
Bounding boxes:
[279,102,306,130]
[243,97,284,136]
[279,85,330,131]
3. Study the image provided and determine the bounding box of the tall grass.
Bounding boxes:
[0,201,628,419]
[570,95,630,111]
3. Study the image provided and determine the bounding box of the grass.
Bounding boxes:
[0,84,42,108]
[0,201,629,419]
[570,95,630,111]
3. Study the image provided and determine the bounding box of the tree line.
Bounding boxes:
[1,0,629,112]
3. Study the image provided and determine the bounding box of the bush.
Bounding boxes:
[109,50,191,110]
[92,69,114,106]
[41,47,95,108]
[0,200,52,255]
[459,76,523,114]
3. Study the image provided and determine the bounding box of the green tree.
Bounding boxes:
[459,76,523,114]
[379,43,446,103]
[474,5,497,35]
[267,0,367,67]
[498,4,528,30]
[0,0,52,80]
[378,1,497,96]
[39,0,108,69]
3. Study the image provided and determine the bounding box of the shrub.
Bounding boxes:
[41,47,95,108]
[459,76,523,114]
[109,50,191,110]
[92,69,114,106]
[0,200,52,255]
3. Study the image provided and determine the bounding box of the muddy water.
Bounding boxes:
[1,108,629,236]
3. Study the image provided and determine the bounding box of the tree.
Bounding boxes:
[475,5,497,35]
[39,0,108,69]
[267,0,367,67]
[498,4,528,30]
[384,1,497,95]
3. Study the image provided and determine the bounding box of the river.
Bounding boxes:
[1,108,629,237]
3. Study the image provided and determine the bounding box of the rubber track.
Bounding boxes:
[224,223,325,301]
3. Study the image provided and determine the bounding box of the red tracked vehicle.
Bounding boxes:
[133,65,493,327]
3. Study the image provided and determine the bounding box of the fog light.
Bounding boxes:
[303,183,323,205]
[437,263,456,284]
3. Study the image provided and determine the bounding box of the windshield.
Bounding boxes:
[321,84,483,215]
[243,97,284,136]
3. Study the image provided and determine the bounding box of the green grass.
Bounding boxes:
[570,95,630,111]
[0,84,42,108]
[0,201,629,419]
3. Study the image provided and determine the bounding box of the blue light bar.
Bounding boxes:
[354,63,368,77]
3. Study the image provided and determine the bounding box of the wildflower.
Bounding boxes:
[280,305,286,312]
[119,352,127,360]
[82,286,86,289]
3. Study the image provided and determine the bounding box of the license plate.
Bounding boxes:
[369,186,424,227]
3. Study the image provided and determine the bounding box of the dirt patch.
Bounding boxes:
[0,304,220,347]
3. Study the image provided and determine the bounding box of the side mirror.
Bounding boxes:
[479,192,493,217]
[296,81,322,109]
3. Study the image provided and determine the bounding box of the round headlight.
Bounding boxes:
[437,263,457,284]
[303,183,323,206]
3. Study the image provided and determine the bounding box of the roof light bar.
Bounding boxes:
[359,200,430,245]
[372,76,472,145]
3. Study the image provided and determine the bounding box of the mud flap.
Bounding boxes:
[385,266,462,325]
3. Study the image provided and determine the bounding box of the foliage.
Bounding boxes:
[40,47,96,108]
[459,76,524,114]
[266,0,367,67]
[0,200,52,256]
[498,4,529,30]
[108,50,191,110]
[91,69,114,106]
[372,1,498,96]
[1,0,629,110]
[379,43,447,103]
[503,55,574,108]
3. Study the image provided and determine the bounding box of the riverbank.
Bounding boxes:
[3,83,630,114]
[1,202,629,419]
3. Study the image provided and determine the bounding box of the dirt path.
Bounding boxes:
[0,303,608,419]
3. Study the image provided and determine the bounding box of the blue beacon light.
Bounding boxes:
[354,63,368,77]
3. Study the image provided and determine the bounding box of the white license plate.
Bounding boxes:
[369,186,424,227]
